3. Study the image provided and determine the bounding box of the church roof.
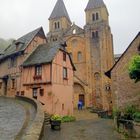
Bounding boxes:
[85,0,105,11]
[49,0,71,22]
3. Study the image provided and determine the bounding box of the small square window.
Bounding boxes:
[35,65,42,76]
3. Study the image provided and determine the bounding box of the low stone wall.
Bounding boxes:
[16,96,44,140]
[114,118,140,138]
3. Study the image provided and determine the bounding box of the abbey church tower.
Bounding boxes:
[47,0,114,111]
[84,0,114,109]
[47,0,71,42]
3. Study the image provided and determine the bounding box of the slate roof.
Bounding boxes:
[0,27,45,60]
[49,0,71,23]
[64,23,84,36]
[22,43,76,70]
[85,0,105,11]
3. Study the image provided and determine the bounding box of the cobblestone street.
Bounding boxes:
[44,109,121,140]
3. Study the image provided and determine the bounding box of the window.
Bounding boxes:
[63,67,67,79]
[54,21,60,29]
[94,72,100,80]
[71,39,78,47]
[78,52,82,61]
[73,29,76,34]
[21,91,25,96]
[35,65,42,76]
[96,13,99,20]
[11,79,15,89]
[40,89,44,96]
[63,52,66,61]
[10,56,17,68]
[92,12,99,21]
[92,31,99,38]
[62,104,64,110]
[92,13,95,21]
[33,88,37,99]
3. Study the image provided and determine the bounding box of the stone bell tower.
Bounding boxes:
[84,0,114,110]
[47,0,71,43]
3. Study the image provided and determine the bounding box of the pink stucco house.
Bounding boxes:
[0,27,75,115]
[21,43,75,115]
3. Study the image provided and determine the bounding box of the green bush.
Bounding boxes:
[112,108,121,118]
[128,55,140,83]
[62,116,76,123]
[133,112,140,122]
[123,105,137,120]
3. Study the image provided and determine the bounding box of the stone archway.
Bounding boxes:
[73,83,85,108]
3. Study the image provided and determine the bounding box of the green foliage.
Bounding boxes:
[128,55,140,83]
[51,114,62,121]
[133,112,140,122]
[112,107,121,118]
[62,116,76,123]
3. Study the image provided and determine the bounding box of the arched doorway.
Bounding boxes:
[73,83,85,108]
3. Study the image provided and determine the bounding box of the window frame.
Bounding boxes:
[63,67,68,80]
[77,51,82,62]
[35,65,42,76]
[33,88,37,99]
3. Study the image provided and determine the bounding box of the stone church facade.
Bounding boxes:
[47,0,114,110]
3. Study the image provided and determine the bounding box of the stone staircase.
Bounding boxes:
[44,113,51,125]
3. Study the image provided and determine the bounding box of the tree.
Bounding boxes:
[128,55,140,83]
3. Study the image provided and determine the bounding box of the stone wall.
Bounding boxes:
[111,33,140,109]
[16,96,44,140]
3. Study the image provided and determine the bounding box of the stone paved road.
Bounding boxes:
[0,97,36,140]
[44,110,121,140]
[0,97,26,140]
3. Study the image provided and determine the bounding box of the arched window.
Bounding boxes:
[54,22,57,29]
[71,39,78,47]
[94,72,100,80]
[92,12,99,21]
[77,52,82,61]
[92,13,95,21]
[73,29,76,34]
[92,31,99,38]
[96,13,99,20]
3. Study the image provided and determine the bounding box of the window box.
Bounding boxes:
[33,75,42,80]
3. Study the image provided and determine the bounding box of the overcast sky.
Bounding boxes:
[0,0,140,54]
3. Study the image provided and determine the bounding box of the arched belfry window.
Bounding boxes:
[92,31,99,38]
[92,12,99,21]
[54,21,60,29]
[96,13,99,20]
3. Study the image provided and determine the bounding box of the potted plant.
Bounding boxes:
[50,114,62,130]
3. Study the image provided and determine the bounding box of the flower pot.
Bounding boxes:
[50,120,61,130]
